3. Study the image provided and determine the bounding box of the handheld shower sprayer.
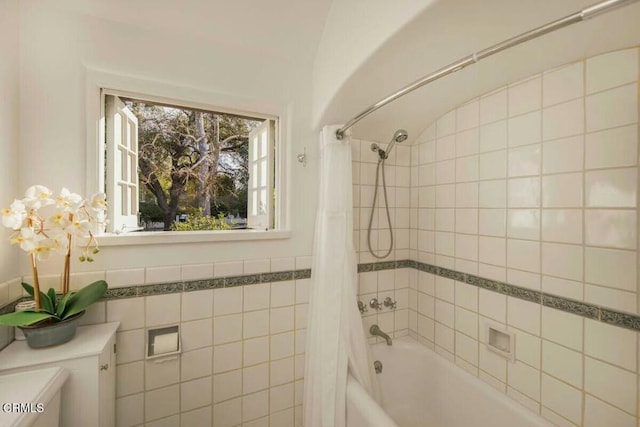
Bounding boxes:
[370,129,408,160]
[367,129,408,259]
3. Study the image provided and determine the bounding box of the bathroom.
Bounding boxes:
[0,0,639,426]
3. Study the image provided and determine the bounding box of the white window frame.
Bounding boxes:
[85,68,290,245]
[105,95,142,234]
[247,119,276,230]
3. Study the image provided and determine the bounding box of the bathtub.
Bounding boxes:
[346,336,553,427]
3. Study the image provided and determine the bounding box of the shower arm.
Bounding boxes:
[334,0,638,140]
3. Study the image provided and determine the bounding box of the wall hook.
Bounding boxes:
[297,148,307,167]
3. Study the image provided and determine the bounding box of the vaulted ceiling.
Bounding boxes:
[318,0,640,143]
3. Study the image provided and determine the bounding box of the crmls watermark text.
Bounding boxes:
[2,403,45,413]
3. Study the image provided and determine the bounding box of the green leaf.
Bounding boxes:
[61,280,108,320]
[38,289,54,314]
[55,291,74,318]
[22,282,34,298]
[21,283,55,315]
[47,288,57,311]
[0,310,58,326]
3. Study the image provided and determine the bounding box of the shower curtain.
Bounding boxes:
[303,125,380,427]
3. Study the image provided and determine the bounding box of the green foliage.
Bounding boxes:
[139,201,165,223]
[170,208,234,231]
[0,281,108,327]
[128,100,257,229]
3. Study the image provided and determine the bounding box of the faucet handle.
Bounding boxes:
[383,297,397,309]
[357,300,368,314]
[369,298,383,311]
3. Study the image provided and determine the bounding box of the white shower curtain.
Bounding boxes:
[303,125,380,427]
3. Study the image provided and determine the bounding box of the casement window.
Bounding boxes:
[247,119,275,231]
[105,96,140,233]
[101,91,278,235]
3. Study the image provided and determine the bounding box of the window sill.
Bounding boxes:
[96,229,291,246]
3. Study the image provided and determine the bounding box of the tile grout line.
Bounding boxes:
[538,70,545,415]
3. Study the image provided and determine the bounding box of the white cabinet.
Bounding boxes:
[0,323,120,427]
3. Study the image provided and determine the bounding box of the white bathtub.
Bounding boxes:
[346,336,553,427]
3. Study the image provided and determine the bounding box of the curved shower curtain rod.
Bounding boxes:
[335,0,640,140]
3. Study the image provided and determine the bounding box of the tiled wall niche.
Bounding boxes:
[405,47,640,426]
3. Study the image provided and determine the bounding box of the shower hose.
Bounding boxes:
[367,157,394,259]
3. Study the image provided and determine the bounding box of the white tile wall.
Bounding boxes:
[352,138,411,264]
[409,47,639,314]
[407,47,640,427]
[409,269,640,427]
[103,263,309,426]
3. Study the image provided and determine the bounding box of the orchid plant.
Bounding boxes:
[0,185,108,326]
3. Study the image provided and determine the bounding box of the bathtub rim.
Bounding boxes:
[368,335,555,427]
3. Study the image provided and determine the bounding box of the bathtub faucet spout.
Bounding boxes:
[370,324,392,345]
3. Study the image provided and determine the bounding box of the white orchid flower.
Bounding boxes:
[55,188,83,212]
[1,199,26,230]
[45,230,69,256]
[89,192,107,211]
[31,240,55,261]
[66,218,91,237]
[47,211,72,230]
[23,185,54,209]
[11,227,45,253]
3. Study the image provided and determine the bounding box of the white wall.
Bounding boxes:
[0,0,21,350]
[17,2,319,276]
[311,0,431,129]
[0,0,20,284]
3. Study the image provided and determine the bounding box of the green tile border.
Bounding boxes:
[2,260,640,332]
[408,260,638,331]
[0,268,310,310]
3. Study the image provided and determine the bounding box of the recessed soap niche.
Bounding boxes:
[485,323,515,362]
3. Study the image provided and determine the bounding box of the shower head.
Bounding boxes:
[384,129,408,159]
[371,129,409,160]
[392,129,408,143]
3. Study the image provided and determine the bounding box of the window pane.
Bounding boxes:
[260,189,267,215]
[120,148,129,181]
[252,136,258,161]
[252,190,258,216]
[130,121,137,152]
[252,163,258,188]
[129,153,138,184]
[130,185,138,214]
[125,120,131,149]
[260,130,267,158]
[115,146,121,179]
[114,113,122,146]
[260,159,267,185]
[119,183,127,215]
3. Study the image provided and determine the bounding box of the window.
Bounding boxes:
[102,92,277,234]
